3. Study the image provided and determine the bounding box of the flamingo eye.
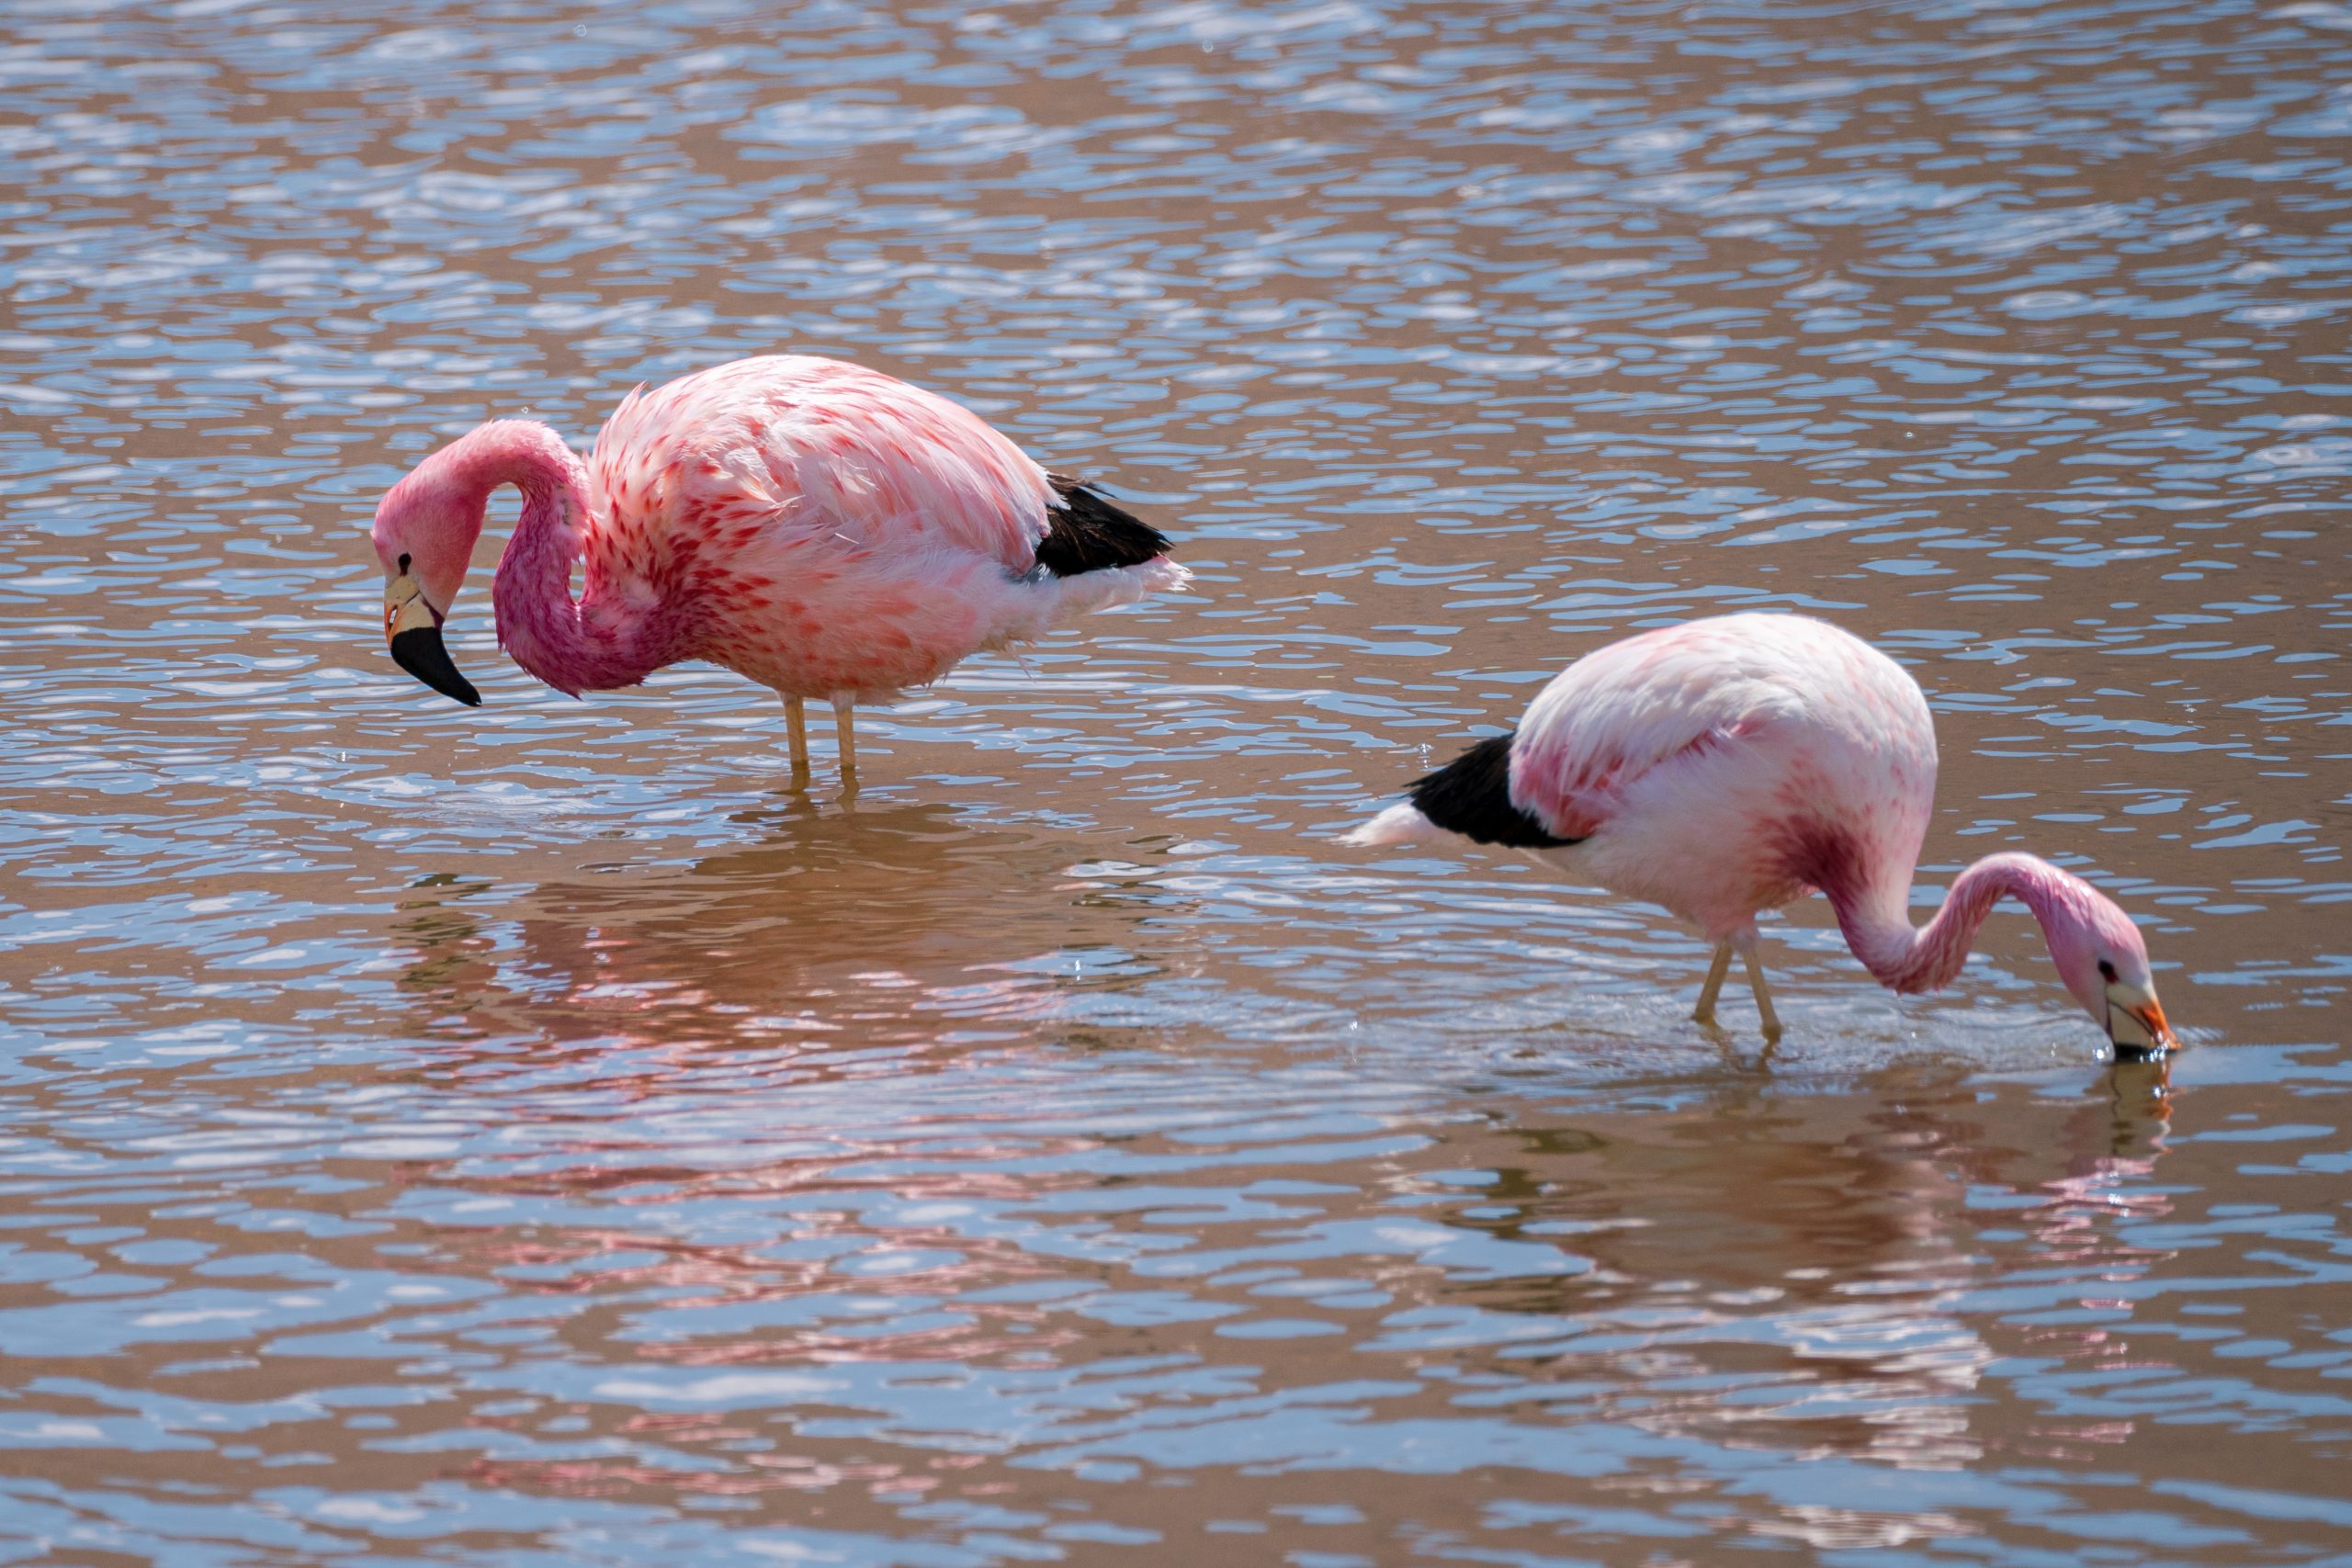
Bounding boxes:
[399,552,413,573]
[2098,959,2118,982]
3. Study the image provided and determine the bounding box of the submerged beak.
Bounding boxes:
[383,572,481,708]
[2107,993,2177,1060]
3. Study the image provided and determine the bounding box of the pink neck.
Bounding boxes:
[1827,851,2079,996]
[435,421,671,695]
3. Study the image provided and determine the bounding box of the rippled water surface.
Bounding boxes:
[5,1,2352,1562]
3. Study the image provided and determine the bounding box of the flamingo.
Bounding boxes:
[370,355,1187,780]
[1345,613,2177,1056]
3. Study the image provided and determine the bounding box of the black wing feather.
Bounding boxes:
[1409,733,1577,849]
[1035,474,1172,577]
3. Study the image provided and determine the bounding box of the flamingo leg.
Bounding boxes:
[832,693,857,783]
[1693,944,1733,1023]
[784,695,810,780]
[1744,950,1782,1039]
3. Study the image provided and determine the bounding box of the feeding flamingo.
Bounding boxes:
[1345,613,2177,1056]
[371,355,1186,779]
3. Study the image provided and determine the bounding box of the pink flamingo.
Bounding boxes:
[1345,613,2177,1055]
[371,355,1187,779]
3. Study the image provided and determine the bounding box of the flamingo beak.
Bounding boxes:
[383,570,481,708]
[2106,987,2177,1060]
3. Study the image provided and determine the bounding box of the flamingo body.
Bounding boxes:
[579,356,1177,698]
[1513,614,1933,947]
[1348,613,2175,1053]
[369,355,1185,741]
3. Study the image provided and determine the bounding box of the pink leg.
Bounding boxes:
[783,695,809,779]
[1745,950,1782,1039]
[832,694,857,783]
[1693,944,1733,1023]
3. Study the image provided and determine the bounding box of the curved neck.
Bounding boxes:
[442,421,668,695]
[1829,851,2080,995]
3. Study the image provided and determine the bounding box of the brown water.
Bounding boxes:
[4,1,2351,1562]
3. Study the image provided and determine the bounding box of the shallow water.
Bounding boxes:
[3,0,2351,1562]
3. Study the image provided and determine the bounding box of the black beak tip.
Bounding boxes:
[2111,1038,2167,1064]
[389,626,483,708]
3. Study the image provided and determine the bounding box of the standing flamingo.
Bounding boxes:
[1345,613,2177,1055]
[371,355,1186,780]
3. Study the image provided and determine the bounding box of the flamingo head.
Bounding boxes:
[371,456,485,707]
[2046,886,2176,1058]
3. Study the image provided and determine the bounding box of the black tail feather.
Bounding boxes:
[1410,733,1576,849]
[1035,474,1172,577]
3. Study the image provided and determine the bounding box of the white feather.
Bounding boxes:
[1342,801,1442,848]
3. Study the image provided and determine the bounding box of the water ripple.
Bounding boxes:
[0,0,2346,1562]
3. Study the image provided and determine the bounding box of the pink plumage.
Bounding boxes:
[1347,613,2177,1055]
[368,355,1187,777]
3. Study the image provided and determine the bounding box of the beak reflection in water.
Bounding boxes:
[383,557,481,708]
